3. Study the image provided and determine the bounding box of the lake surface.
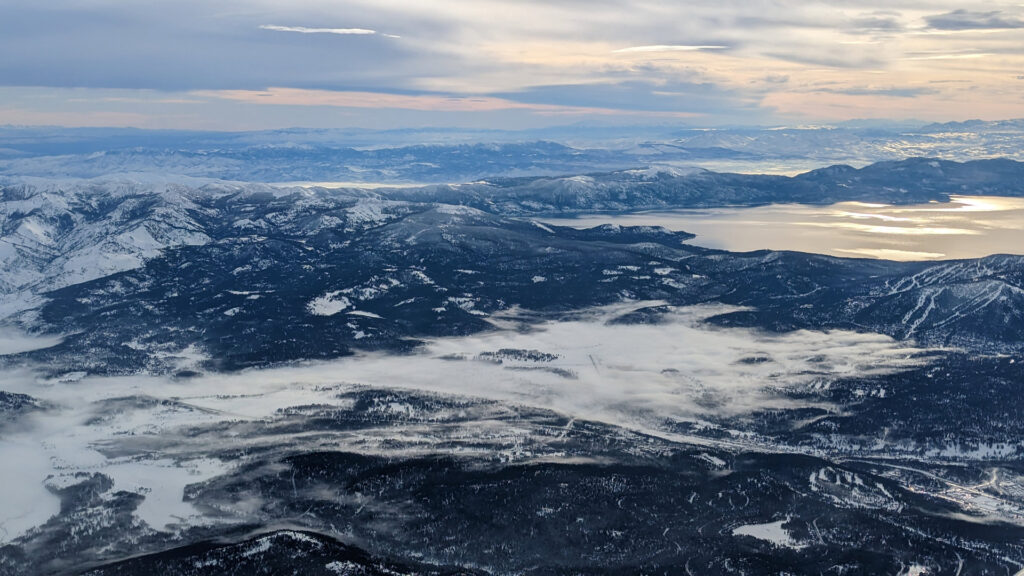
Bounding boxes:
[541,196,1024,261]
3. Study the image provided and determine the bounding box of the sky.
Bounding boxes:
[1,0,1023,130]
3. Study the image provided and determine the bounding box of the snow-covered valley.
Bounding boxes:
[3,166,1024,574]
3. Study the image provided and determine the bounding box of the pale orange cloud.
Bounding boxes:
[195,87,701,117]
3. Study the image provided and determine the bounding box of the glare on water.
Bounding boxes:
[542,196,1024,261]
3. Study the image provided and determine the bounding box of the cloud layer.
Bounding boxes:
[0,303,934,540]
[0,0,1023,127]
[925,10,1024,30]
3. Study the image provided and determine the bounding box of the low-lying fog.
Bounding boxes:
[542,196,1024,261]
[0,303,933,542]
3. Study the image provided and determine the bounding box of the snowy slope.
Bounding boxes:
[0,178,395,320]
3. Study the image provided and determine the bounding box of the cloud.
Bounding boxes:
[0,3,433,92]
[763,50,884,69]
[846,15,904,33]
[0,302,941,541]
[490,80,763,120]
[0,328,63,355]
[0,0,1022,127]
[811,86,940,98]
[925,9,1024,31]
[259,24,400,38]
[612,45,727,54]
[903,52,993,61]
[196,86,699,117]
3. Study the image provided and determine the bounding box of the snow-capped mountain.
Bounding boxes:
[393,158,1024,215]
[5,160,1024,373]
[4,158,1024,575]
[0,179,219,316]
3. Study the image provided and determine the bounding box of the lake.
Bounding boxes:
[541,196,1024,261]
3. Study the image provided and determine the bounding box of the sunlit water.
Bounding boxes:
[541,196,1024,261]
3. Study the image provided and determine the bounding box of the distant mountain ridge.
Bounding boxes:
[14,155,1021,318]
[390,157,1024,214]
[3,164,1024,375]
[4,119,1024,182]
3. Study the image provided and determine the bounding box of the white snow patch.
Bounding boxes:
[732,517,805,549]
[902,564,930,576]
[435,204,485,216]
[531,220,555,234]
[307,292,352,316]
[97,458,227,531]
[326,561,361,574]
[240,536,273,558]
[696,453,727,468]
[409,270,436,285]
[344,198,392,228]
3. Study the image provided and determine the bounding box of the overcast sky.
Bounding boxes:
[1,0,1023,130]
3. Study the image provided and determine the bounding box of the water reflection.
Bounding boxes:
[541,196,1024,261]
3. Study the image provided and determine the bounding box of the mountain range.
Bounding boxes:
[3,154,1024,574]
